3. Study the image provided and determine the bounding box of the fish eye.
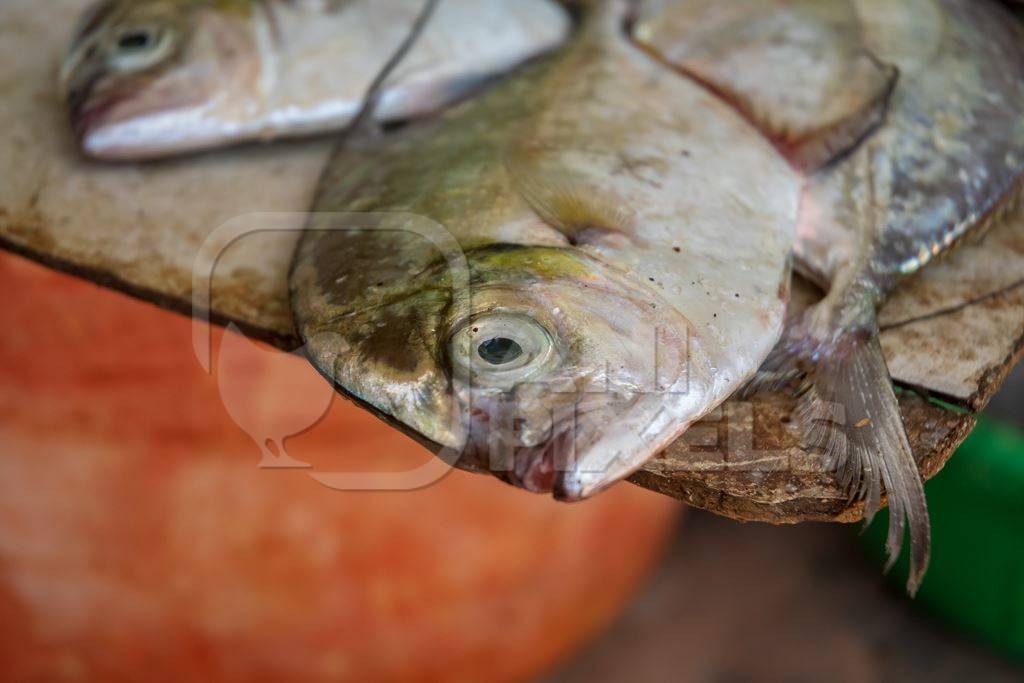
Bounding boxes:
[478,337,524,366]
[108,24,172,70]
[117,29,155,51]
[450,313,557,386]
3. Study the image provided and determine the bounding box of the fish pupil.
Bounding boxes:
[478,337,523,366]
[118,30,152,51]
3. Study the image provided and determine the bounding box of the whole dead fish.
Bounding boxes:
[636,0,1024,593]
[289,0,800,499]
[60,0,570,160]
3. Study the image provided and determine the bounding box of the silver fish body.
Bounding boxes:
[60,0,571,159]
[290,0,800,499]
[636,0,1024,593]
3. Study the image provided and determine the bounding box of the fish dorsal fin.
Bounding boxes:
[632,0,897,171]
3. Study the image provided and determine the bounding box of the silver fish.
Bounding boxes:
[637,0,1024,593]
[60,0,570,160]
[289,0,800,499]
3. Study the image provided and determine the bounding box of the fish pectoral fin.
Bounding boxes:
[508,164,637,248]
[767,58,898,172]
[747,303,931,596]
[632,0,898,171]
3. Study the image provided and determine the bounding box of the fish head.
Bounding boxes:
[298,237,713,500]
[60,0,263,159]
[447,245,712,499]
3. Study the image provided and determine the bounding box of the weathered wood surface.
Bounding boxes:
[1,0,1019,523]
[0,0,324,348]
[634,389,976,524]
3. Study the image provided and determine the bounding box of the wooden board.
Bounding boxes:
[0,0,327,348]
[1,0,1019,524]
[878,225,1024,410]
[632,389,976,524]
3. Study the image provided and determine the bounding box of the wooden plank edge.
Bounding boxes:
[629,392,977,525]
[0,232,299,352]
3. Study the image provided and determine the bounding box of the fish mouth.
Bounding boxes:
[460,400,578,495]
[553,391,702,501]
[461,390,698,500]
[65,72,105,142]
[65,74,135,152]
[69,95,119,144]
[510,427,575,493]
[64,73,209,159]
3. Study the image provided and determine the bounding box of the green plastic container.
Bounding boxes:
[863,417,1024,659]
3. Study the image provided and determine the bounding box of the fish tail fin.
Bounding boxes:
[749,288,931,595]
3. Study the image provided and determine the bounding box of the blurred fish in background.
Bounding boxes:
[60,0,571,159]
